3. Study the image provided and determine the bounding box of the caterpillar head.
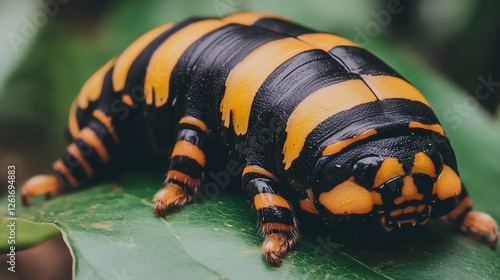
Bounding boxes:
[313,134,462,231]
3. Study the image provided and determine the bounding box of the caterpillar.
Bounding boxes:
[22,12,498,265]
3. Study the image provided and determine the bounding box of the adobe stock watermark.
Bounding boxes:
[353,0,410,46]
[110,267,136,280]
[193,159,243,204]
[7,0,70,53]
[443,74,500,130]
[313,234,342,261]
[212,0,244,17]
[6,165,17,273]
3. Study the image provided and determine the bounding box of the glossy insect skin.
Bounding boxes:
[22,12,498,265]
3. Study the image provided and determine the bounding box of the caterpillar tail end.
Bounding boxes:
[21,174,62,206]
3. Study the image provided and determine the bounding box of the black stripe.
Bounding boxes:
[75,138,102,173]
[245,51,359,173]
[318,99,439,146]
[387,212,427,222]
[379,197,433,211]
[242,171,275,185]
[399,156,414,175]
[299,190,310,200]
[170,23,285,125]
[248,50,355,137]
[75,65,111,128]
[288,99,441,181]
[432,182,468,219]
[96,67,128,136]
[177,123,208,136]
[329,46,402,78]
[373,199,432,211]
[245,178,276,197]
[169,155,203,179]
[76,107,90,132]
[314,134,447,192]
[411,174,434,199]
[62,152,87,183]
[252,18,316,37]
[431,197,459,218]
[54,170,72,191]
[121,17,204,101]
[257,206,295,225]
[453,206,472,227]
[176,126,206,147]
[379,177,404,205]
[86,121,117,158]
[96,68,116,112]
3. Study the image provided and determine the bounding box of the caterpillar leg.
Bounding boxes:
[153,117,207,216]
[443,186,498,247]
[22,117,118,205]
[243,166,299,265]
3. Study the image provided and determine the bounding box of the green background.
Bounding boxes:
[1,0,499,279]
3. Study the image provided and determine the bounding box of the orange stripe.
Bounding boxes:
[319,180,374,214]
[122,94,134,106]
[390,209,403,216]
[179,116,209,133]
[412,152,436,177]
[298,33,359,51]
[299,189,319,214]
[371,191,383,205]
[434,165,462,200]
[393,176,424,205]
[393,197,405,205]
[362,75,430,106]
[409,122,445,136]
[283,79,376,169]
[221,37,315,136]
[242,165,277,181]
[79,128,110,163]
[254,193,291,211]
[112,23,174,92]
[144,20,227,107]
[262,223,295,233]
[68,100,80,139]
[322,129,377,156]
[92,110,119,143]
[403,206,417,214]
[78,59,115,109]
[167,170,201,188]
[171,140,206,166]
[373,158,404,188]
[223,12,287,25]
[53,160,78,187]
[67,143,93,178]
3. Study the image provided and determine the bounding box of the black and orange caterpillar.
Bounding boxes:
[22,12,498,264]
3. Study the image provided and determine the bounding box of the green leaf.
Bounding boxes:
[1,1,500,278]
[1,179,390,280]
[0,219,59,252]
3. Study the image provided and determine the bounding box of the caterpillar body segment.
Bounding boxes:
[22,12,498,264]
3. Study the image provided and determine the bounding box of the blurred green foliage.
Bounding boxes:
[0,0,499,279]
[1,0,499,152]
